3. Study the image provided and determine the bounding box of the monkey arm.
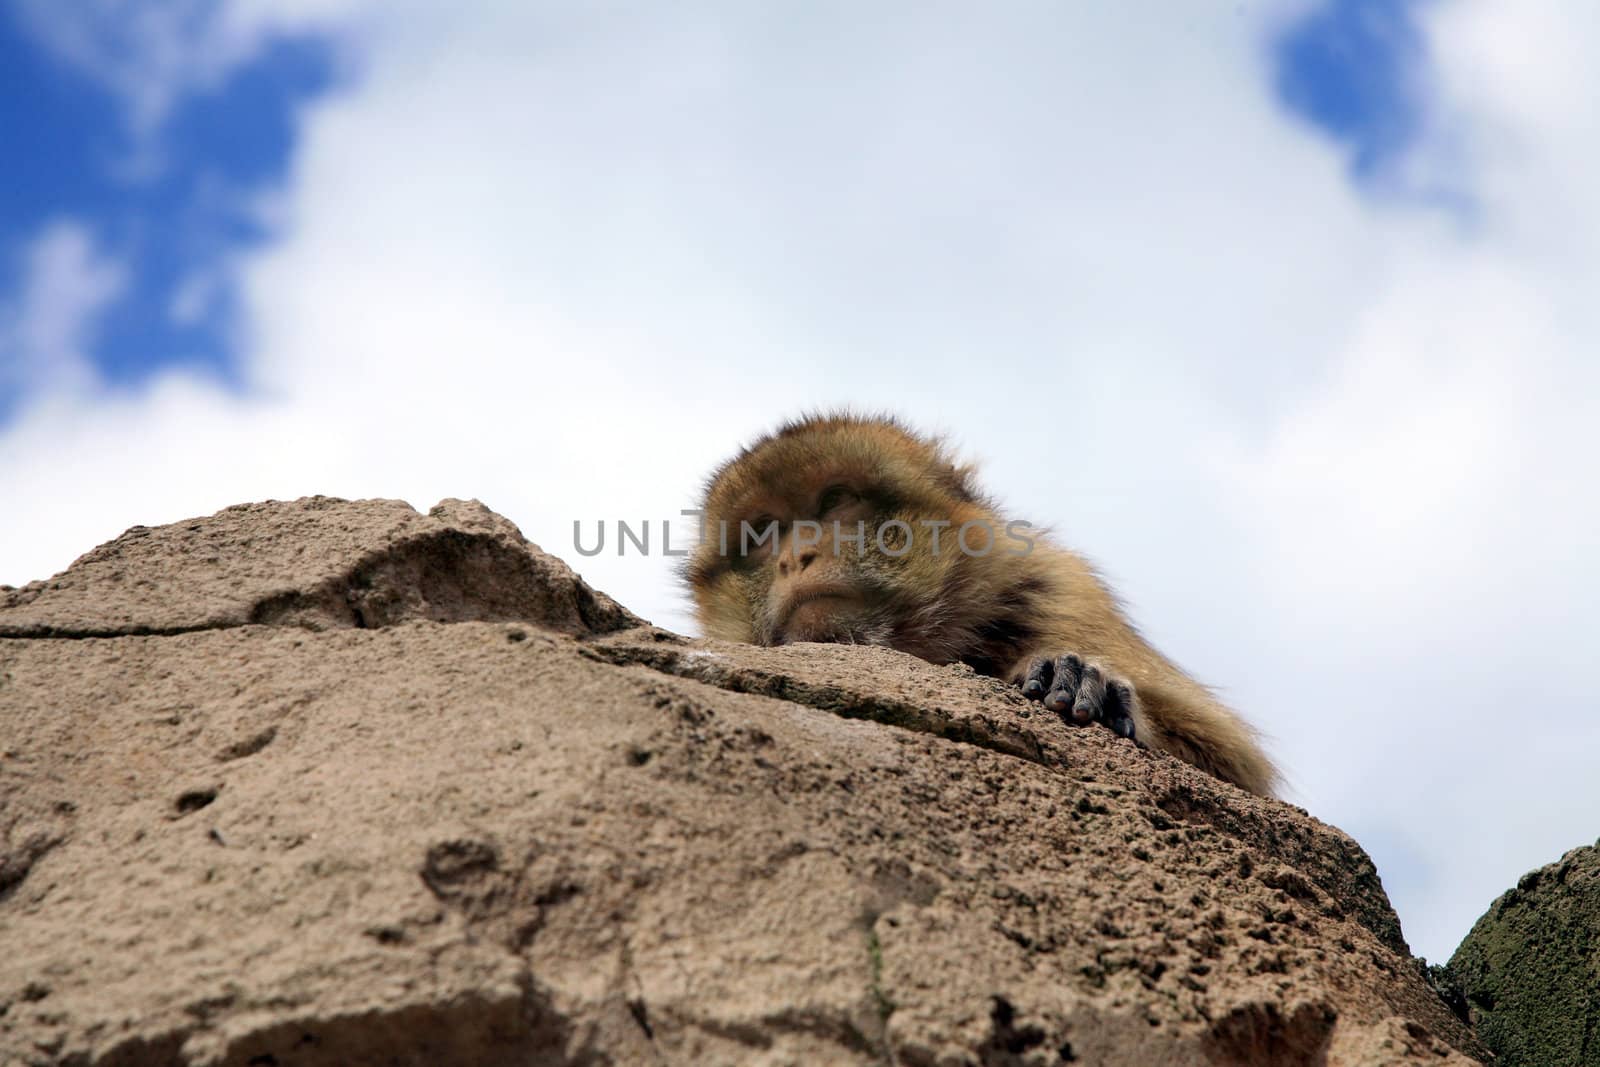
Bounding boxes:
[1003,552,1279,796]
[1131,681,1279,797]
[1011,643,1278,797]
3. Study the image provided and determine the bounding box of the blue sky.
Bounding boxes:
[0,6,339,417]
[1274,0,1428,176]
[2,1,1596,971]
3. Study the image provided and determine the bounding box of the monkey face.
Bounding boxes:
[686,414,990,659]
[757,485,887,644]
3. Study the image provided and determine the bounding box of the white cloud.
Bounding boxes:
[2,0,1597,964]
[1210,0,1600,961]
[0,220,125,400]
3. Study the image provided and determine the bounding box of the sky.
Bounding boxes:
[1,0,1596,967]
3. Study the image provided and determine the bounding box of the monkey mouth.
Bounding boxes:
[773,583,865,643]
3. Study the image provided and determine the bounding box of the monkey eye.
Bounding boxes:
[732,515,782,564]
[816,484,857,516]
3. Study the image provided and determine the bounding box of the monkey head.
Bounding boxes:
[685,413,1027,664]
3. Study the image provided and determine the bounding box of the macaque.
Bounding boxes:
[684,413,1277,796]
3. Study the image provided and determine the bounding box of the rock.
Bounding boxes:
[1446,840,1600,1066]
[0,496,639,638]
[0,498,1486,1065]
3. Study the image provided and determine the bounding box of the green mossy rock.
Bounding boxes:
[1448,840,1600,1066]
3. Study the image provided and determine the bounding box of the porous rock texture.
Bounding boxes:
[1444,839,1600,1066]
[0,497,1486,1066]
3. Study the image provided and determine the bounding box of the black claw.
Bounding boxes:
[1071,664,1106,726]
[1043,655,1080,713]
[1020,657,1054,700]
[1104,679,1137,741]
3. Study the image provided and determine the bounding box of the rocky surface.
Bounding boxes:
[0,497,1487,1065]
[1445,839,1600,1066]
[0,496,639,638]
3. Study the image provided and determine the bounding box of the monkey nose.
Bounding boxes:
[779,548,819,578]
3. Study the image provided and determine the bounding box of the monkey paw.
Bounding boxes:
[1018,653,1137,740]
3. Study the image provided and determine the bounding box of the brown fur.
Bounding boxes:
[685,412,1278,796]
